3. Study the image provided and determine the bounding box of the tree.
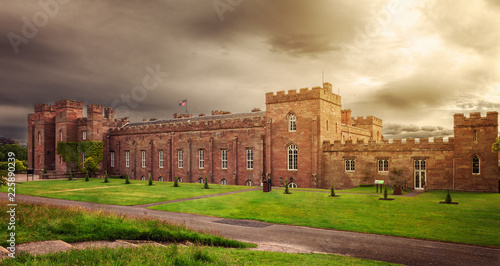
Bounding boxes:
[383,183,388,200]
[68,169,73,181]
[104,171,109,183]
[173,176,179,187]
[330,180,336,197]
[85,171,89,182]
[125,173,130,184]
[284,180,291,194]
[57,141,103,172]
[148,173,153,186]
[203,176,209,189]
[82,157,100,178]
[491,136,500,153]
[445,186,452,204]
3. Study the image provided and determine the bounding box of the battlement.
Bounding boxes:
[352,116,383,127]
[265,83,341,106]
[87,104,103,120]
[211,110,232,116]
[454,112,498,127]
[110,113,266,135]
[323,137,455,152]
[173,113,194,119]
[77,118,88,125]
[55,100,83,109]
[34,104,55,113]
[104,107,115,120]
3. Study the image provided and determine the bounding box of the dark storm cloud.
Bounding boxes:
[383,123,453,139]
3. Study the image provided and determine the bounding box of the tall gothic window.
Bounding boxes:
[221,149,228,169]
[159,151,164,168]
[288,144,298,170]
[345,159,355,172]
[199,150,204,169]
[246,149,253,169]
[288,113,296,132]
[472,156,480,174]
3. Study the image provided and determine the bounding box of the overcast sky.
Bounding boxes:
[1,0,499,145]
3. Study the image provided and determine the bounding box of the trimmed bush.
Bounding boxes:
[173,176,179,187]
[330,181,336,197]
[85,171,89,182]
[445,187,452,204]
[204,176,209,189]
[125,173,130,184]
[104,171,109,183]
[43,167,47,174]
[383,184,388,200]
[68,169,73,181]
[284,180,291,194]
[148,173,153,186]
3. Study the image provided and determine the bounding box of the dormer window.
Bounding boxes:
[288,113,296,132]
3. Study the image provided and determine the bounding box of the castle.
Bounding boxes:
[28,83,499,192]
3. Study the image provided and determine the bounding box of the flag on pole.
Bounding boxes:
[179,99,187,106]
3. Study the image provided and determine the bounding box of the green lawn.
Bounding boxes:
[150,190,500,247]
[290,185,400,194]
[0,201,249,248]
[3,179,251,205]
[4,244,398,266]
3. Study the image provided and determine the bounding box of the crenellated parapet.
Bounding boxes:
[35,104,55,113]
[454,112,498,128]
[352,116,383,127]
[265,83,341,106]
[109,113,266,136]
[55,100,83,109]
[323,137,455,152]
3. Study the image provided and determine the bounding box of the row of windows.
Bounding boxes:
[115,149,256,170]
[345,157,481,174]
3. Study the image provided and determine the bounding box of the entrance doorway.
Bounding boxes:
[414,160,426,189]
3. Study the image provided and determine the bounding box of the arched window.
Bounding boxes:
[141,176,146,181]
[177,177,183,183]
[288,144,298,170]
[288,113,296,132]
[198,177,204,183]
[60,130,63,141]
[220,179,227,185]
[158,176,164,182]
[245,180,253,186]
[472,156,480,174]
[288,182,297,188]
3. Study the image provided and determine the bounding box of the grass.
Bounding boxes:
[150,190,500,247]
[3,179,251,205]
[3,245,399,265]
[290,185,401,194]
[0,201,251,248]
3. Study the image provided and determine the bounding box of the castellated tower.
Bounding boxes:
[453,112,499,192]
[55,100,84,173]
[265,83,343,188]
[29,104,56,172]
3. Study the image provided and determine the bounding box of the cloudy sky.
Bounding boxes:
[1,0,499,145]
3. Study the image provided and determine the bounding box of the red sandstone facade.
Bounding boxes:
[28,83,499,192]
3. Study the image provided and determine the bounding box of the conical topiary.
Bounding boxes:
[284,180,291,194]
[445,186,452,204]
[148,173,153,186]
[104,171,109,183]
[85,171,89,182]
[330,180,336,197]
[125,173,130,184]
[68,169,73,181]
[383,183,388,200]
[204,176,209,189]
[173,176,179,187]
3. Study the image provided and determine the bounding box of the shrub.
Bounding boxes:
[330,180,336,197]
[148,173,153,186]
[204,176,209,189]
[445,186,452,204]
[383,183,388,200]
[173,176,179,187]
[43,167,47,174]
[104,171,109,183]
[125,173,130,184]
[85,171,89,182]
[284,180,291,194]
[68,169,73,181]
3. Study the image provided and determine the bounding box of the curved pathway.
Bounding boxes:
[3,193,499,266]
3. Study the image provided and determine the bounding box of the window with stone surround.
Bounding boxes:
[246,149,253,169]
[220,179,227,185]
[60,130,63,141]
[199,150,204,169]
[83,131,87,140]
[288,182,298,188]
[125,151,130,168]
[178,150,183,168]
[472,155,480,174]
[159,150,164,168]
[221,149,228,169]
[245,179,253,186]
[110,152,115,167]
[345,159,355,172]
[288,113,297,132]
[378,159,389,172]
[141,151,146,168]
[287,144,298,170]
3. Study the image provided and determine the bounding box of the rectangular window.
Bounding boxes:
[83,131,87,140]
[221,149,228,169]
[378,159,389,172]
[125,151,130,168]
[199,150,204,169]
[82,153,85,168]
[178,150,183,168]
[60,131,63,141]
[110,152,115,167]
[141,151,146,168]
[246,149,253,170]
[345,159,355,172]
[59,155,63,165]
[159,151,164,168]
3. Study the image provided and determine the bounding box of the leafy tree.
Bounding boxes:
[125,173,130,184]
[104,171,109,183]
[57,141,103,172]
[204,176,209,189]
[0,172,6,187]
[0,151,5,162]
[492,137,500,153]
[82,157,100,178]
[173,176,179,187]
[148,173,153,186]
